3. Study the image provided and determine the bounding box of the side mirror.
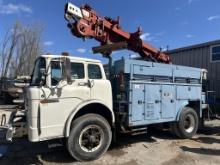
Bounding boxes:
[40,68,46,75]
[40,68,46,86]
[64,58,73,84]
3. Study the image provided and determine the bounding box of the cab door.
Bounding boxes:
[87,63,112,107]
[39,60,90,139]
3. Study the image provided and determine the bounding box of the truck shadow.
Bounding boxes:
[191,136,220,144]
[0,130,170,165]
[0,125,219,165]
[0,139,72,165]
[198,125,220,136]
[180,125,220,156]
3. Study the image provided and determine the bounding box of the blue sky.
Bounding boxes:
[1,0,220,61]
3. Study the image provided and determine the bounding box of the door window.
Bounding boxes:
[51,61,62,86]
[88,64,102,79]
[71,62,84,79]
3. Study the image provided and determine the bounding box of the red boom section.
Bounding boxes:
[65,4,171,63]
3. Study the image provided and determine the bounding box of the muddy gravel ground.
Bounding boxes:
[0,104,220,165]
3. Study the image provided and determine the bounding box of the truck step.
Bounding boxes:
[120,126,148,135]
[47,139,64,149]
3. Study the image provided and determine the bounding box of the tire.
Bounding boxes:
[177,107,199,139]
[67,114,112,161]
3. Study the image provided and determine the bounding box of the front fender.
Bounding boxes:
[64,99,115,137]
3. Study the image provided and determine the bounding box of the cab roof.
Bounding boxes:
[40,54,101,63]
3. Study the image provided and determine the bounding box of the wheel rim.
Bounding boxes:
[79,125,104,152]
[184,114,195,133]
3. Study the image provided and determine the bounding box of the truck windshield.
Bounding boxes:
[30,57,46,86]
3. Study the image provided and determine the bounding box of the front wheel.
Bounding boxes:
[67,114,112,161]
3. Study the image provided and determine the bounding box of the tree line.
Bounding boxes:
[0,21,43,79]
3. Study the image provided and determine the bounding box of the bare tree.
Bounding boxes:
[0,22,43,78]
[0,23,20,78]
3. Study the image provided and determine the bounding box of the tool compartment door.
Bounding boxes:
[144,84,161,120]
[176,85,201,100]
[131,84,145,122]
[161,85,176,119]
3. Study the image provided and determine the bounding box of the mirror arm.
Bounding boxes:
[64,57,73,84]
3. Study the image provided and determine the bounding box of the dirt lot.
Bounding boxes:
[0,103,220,165]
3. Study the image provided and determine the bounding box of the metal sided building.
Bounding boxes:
[166,39,220,99]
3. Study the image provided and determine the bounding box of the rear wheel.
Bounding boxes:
[67,114,112,161]
[171,107,198,139]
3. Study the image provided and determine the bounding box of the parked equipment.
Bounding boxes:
[0,76,30,105]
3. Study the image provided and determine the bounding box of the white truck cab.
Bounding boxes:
[26,54,114,160]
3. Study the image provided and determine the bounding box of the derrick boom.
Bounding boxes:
[65,2,171,63]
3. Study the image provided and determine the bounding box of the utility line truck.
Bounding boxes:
[0,2,208,161]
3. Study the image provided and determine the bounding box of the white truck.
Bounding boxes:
[1,53,208,161]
